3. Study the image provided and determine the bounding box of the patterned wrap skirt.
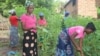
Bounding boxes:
[55,28,74,56]
[10,26,18,47]
[23,30,38,56]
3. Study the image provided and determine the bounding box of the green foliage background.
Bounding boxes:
[0,0,100,56]
[16,6,100,56]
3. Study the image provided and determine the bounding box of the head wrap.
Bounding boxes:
[39,12,44,16]
[9,9,15,14]
[25,0,34,8]
[64,11,69,17]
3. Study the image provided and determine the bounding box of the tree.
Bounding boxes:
[31,0,53,9]
[0,0,54,16]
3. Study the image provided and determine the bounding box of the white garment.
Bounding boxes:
[9,9,15,14]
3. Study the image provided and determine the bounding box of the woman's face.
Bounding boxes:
[27,5,34,14]
[40,16,43,19]
[85,29,93,34]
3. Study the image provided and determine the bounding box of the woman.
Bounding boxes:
[38,12,47,27]
[9,9,19,50]
[56,22,96,56]
[20,2,38,56]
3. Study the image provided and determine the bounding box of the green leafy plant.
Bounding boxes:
[97,7,100,15]
[16,6,100,56]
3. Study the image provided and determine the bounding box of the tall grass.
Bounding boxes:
[16,6,100,56]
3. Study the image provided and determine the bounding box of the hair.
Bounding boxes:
[85,22,96,32]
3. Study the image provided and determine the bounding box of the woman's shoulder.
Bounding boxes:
[76,26,84,29]
[13,15,18,17]
[32,14,36,17]
[10,15,17,18]
[69,26,84,31]
[20,14,27,19]
[21,14,26,17]
[71,26,84,29]
[20,14,27,21]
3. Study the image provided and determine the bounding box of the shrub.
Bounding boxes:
[17,7,100,56]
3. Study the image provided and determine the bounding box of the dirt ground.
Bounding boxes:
[0,39,22,56]
[0,46,22,56]
[0,46,12,56]
[0,14,22,56]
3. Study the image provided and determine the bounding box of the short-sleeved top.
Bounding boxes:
[20,14,37,32]
[68,26,85,39]
[38,18,47,26]
[9,15,18,27]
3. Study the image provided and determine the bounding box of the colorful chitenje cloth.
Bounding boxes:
[10,26,18,47]
[23,30,38,56]
[55,28,74,56]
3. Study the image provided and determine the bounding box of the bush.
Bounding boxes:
[97,7,100,15]
[15,6,55,18]
[17,6,100,56]
[2,10,9,17]
[15,5,26,17]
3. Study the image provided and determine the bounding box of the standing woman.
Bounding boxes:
[20,2,38,56]
[38,12,47,27]
[9,9,19,50]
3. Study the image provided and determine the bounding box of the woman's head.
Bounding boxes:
[12,12,16,15]
[25,2,34,14]
[85,22,96,34]
[9,9,16,16]
[39,12,44,19]
[64,11,69,17]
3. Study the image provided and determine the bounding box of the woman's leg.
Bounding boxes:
[10,26,18,48]
[30,32,38,56]
[23,31,31,56]
[55,29,74,56]
[23,31,38,56]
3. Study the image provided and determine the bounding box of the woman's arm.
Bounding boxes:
[70,32,80,49]
[79,38,84,56]
[79,38,83,51]
[21,22,24,31]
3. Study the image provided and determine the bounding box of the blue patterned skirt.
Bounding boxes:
[55,29,74,56]
[10,26,18,47]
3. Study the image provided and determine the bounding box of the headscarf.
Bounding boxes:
[9,9,15,14]
[39,12,44,17]
[86,22,96,32]
[64,11,69,17]
[25,0,34,8]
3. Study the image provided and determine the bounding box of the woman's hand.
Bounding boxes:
[81,53,84,56]
[79,38,84,56]
[76,47,81,52]
[80,51,84,56]
[37,26,43,29]
[31,27,37,30]
[76,47,84,56]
